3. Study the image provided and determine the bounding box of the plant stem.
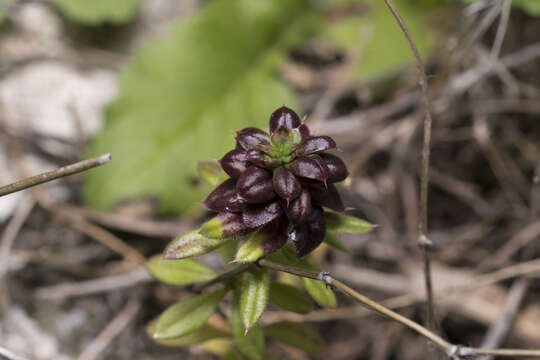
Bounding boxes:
[257,258,540,358]
[0,153,111,198]
[382,0,437,331]
[193,264,252,292]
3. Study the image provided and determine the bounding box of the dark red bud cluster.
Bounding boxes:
[204,106,349,257]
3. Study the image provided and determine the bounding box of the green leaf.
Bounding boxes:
[218,240,238,263]
[198,161,227,187]
[268,282,313,314]
[147,254,216,285]
[323,232,346,251]
[266,246,336,308]
[322,0,439,82]
[221,348,245,360]
[235,229,267,263]
[232,284,264,359]
[325,212,372,234]
[52,0,141,24]
[154,288,227,339]
[164,229,233,259]
[263,322,323,355]
[147,321,228,347]
[84,0,316,214]
[302,277,336,308]
[240,268,269,331]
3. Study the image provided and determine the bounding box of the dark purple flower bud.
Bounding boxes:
[298,136,337,156]
[246,149,280,169]
[200,212,251,239]
[288,155,328,184]
[304,182,344,212]
[269,106,301,134]
[284,189,311,224]
[235,127,271,153]
[320,153,348,183]
[273,167,301,205]
[203,178,236,212]
[236,166,275,203]
[219,149,249,178]
[290,206,326,257]
[242,201,283,228]
[261,217,289,255]
[225,194,247,213]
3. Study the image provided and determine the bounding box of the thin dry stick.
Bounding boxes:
[77,298,140,360]
[257,258,540,358]
[382,0,436,331]
[0,346,29,360]
[0,153,111,197]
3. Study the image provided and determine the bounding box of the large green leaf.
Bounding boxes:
[52,0,141,24]
[268,282,313,314]
[263,322,323,355]
[240,268,270,331]
[147,254,216,285]
[84,0,316,214]
[147,321,228,348]
[154,288,227,339]
[323,0,439,82]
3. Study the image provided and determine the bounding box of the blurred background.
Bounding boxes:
[1,0,540,359]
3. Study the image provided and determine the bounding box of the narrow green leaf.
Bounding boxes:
[241,268,269,331]
[147,254,216,285]
[147,321,228,347]
[263,321,323,355]
[323,232,346,251]
[198,161,227,187]
[235,230,266,263]
[232,283,264,359]
[84,0,314,214]
[325,212,373,234]
[52,0,141,24]
[164,229,233,259]
[154,288,227,339]
[303,277,336,308]
[268,282,313,314]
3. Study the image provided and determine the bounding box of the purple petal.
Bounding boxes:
[299,136,337,156]
[269,106,301,134]
[235,127,271,153]
[261,217,289,255]
[242,201,283,228]
[290,206,326,257]
[236,166,275,203]
[219,149,249,178]
[284,189,311,224]
[246,150,280,169]
[304,182,344,212]
[203,178,236,212]
[288,155,328,184]
[225,194,247,213]
[320,154,348,183]
[273,167,301,204]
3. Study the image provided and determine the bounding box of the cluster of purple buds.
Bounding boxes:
[203,106,349,257]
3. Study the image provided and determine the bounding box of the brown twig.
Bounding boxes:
[0,153,111,197]
[257,258,540,358]
[382,0,437,332]
[77,298,140,360]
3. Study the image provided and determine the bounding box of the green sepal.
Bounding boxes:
[164,229,233,259]
[268,282,313,314]
[153,288,227,339]
[240,268,270,332]
[147,254,216,285]
[325,211,373,234]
